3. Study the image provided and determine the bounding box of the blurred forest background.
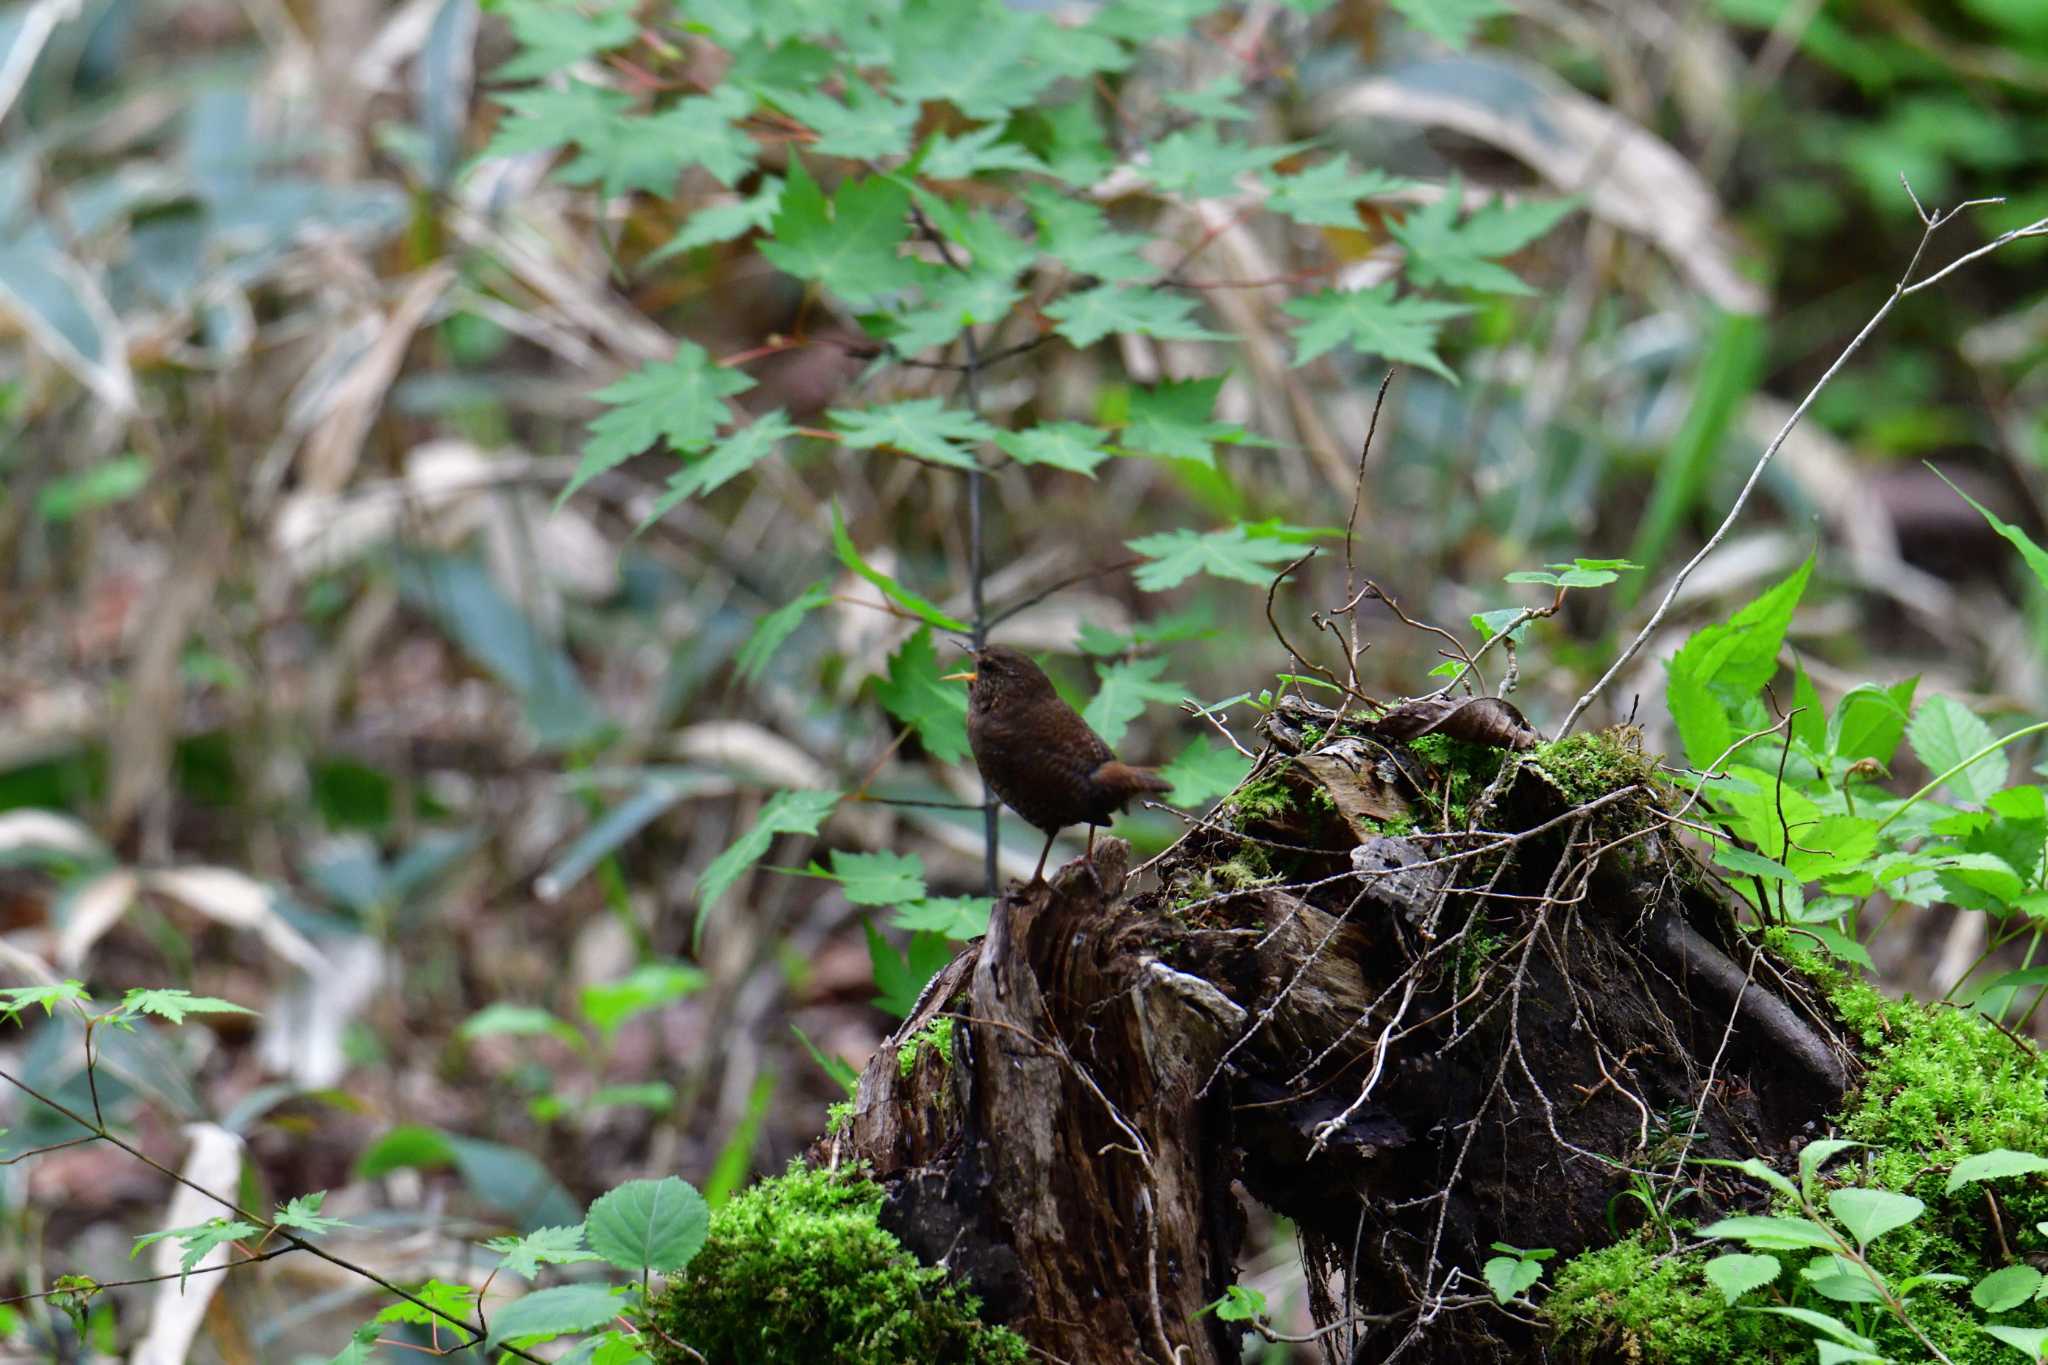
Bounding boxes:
[1,0,2046,1358]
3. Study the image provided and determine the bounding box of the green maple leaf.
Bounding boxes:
[1126,524,1323,590]
[487,83,631,160]
[1116,376,1265,466]
[1165,76,1250,122]
[1141,124,1301,199]
[993,422,1111,477]
[736,581,832,683]
[890,896,992,938]
[272,1192,351,1237]
[864,922,953,1017]
[649,179,784,263]
[374,1279,478,1327]
[1283,284,1473,380]
[1389,183,1576,295]
[1390,0,1514,48]
[485,1226,602,1281]
[760,159,917,302]
[1264,158,1417,228]
[1083,657,1186,747]
[635,412,797,532]
[1026,188,1152,281]
[773,80,917,160]
[916,196,1037,281]
[830,399,994,469]
[872,627,972,761]
[822,850,929,905]
[132,1218,263,1286]
[561,88,756,197]
[887,0,1062,118]
[868,269,1026,353]
[493,0,637,80]
[696,789,842,938]
[1044,286,1223,347]
[919,125,1047,179]
[1159,735,1254,807]
[567,343,754,503]
[112,989,253,1026]
[1013,100,1115,185]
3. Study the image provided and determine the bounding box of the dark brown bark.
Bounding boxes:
[823,712,1860,1364]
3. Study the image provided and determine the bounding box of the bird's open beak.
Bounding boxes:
[940,670,975,682]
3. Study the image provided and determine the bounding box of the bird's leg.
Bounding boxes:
[1031,830,1056,884]
[1085,824,1097,862]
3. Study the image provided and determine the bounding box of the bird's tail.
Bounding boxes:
[1092,761,1174,802]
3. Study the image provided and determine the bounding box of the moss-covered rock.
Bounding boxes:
[646,1162,1028,1365]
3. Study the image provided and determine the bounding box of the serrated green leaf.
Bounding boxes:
[1907,694,2008,805]
[488,82,632,160]
[273,1192,351,1236]
[1126,523,1326,590]
[0,980,90,1021]
[1159,736,1254,807]
[1045,286,1223,347]
[889,896,992,938]
[114,988,254,1025]
[561,87,756,197]
[495,0,637,79]
[585,1177,710,1275]
[375,1278,477,1327]
[1389,0,1513,48]
[639,412,797,526]
[696,789,843,934]
[1026,187,1152,281]
[873,627,972,761]
[1117,376,1265,465]
[1390,182,1575,295]
[1165,75,1250,121]
[823,849,928,906]
[486,1283,623,1348]
[993,422,1111,477]
[1263,158,1417,228]
[830,504,970,631]
[830,399,994,470]
[1283,284,1472,379]
[919,125,1048,179]
[1704,1252,1781,1306]
[1141,124,1299,199]
[485,1225,603,1281]
[1014,99,1115,185]
[772,80,916,159]
[737,582,833,683]
[132,1218,263,1286]
[650,180,784,262]
[1665,556,1813,769]
[887,0,1061,118]
[864,921,953,1017]
[567,343,754,503]
[1083,656,1185,747]
[760,159,916,302]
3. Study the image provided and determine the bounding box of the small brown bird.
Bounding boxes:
[944,644,1172,883]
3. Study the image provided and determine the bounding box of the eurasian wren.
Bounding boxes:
[946,645,1171,883]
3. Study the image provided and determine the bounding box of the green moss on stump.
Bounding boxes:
[1526,731,1656,804]
[897,1018,955,1078]
[647,1163,1028,1365]
[1546,961,2048,1364]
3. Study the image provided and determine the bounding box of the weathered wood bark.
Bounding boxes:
[824,711,1861,1363]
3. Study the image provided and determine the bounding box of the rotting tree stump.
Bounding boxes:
[820,699,1860,1363]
